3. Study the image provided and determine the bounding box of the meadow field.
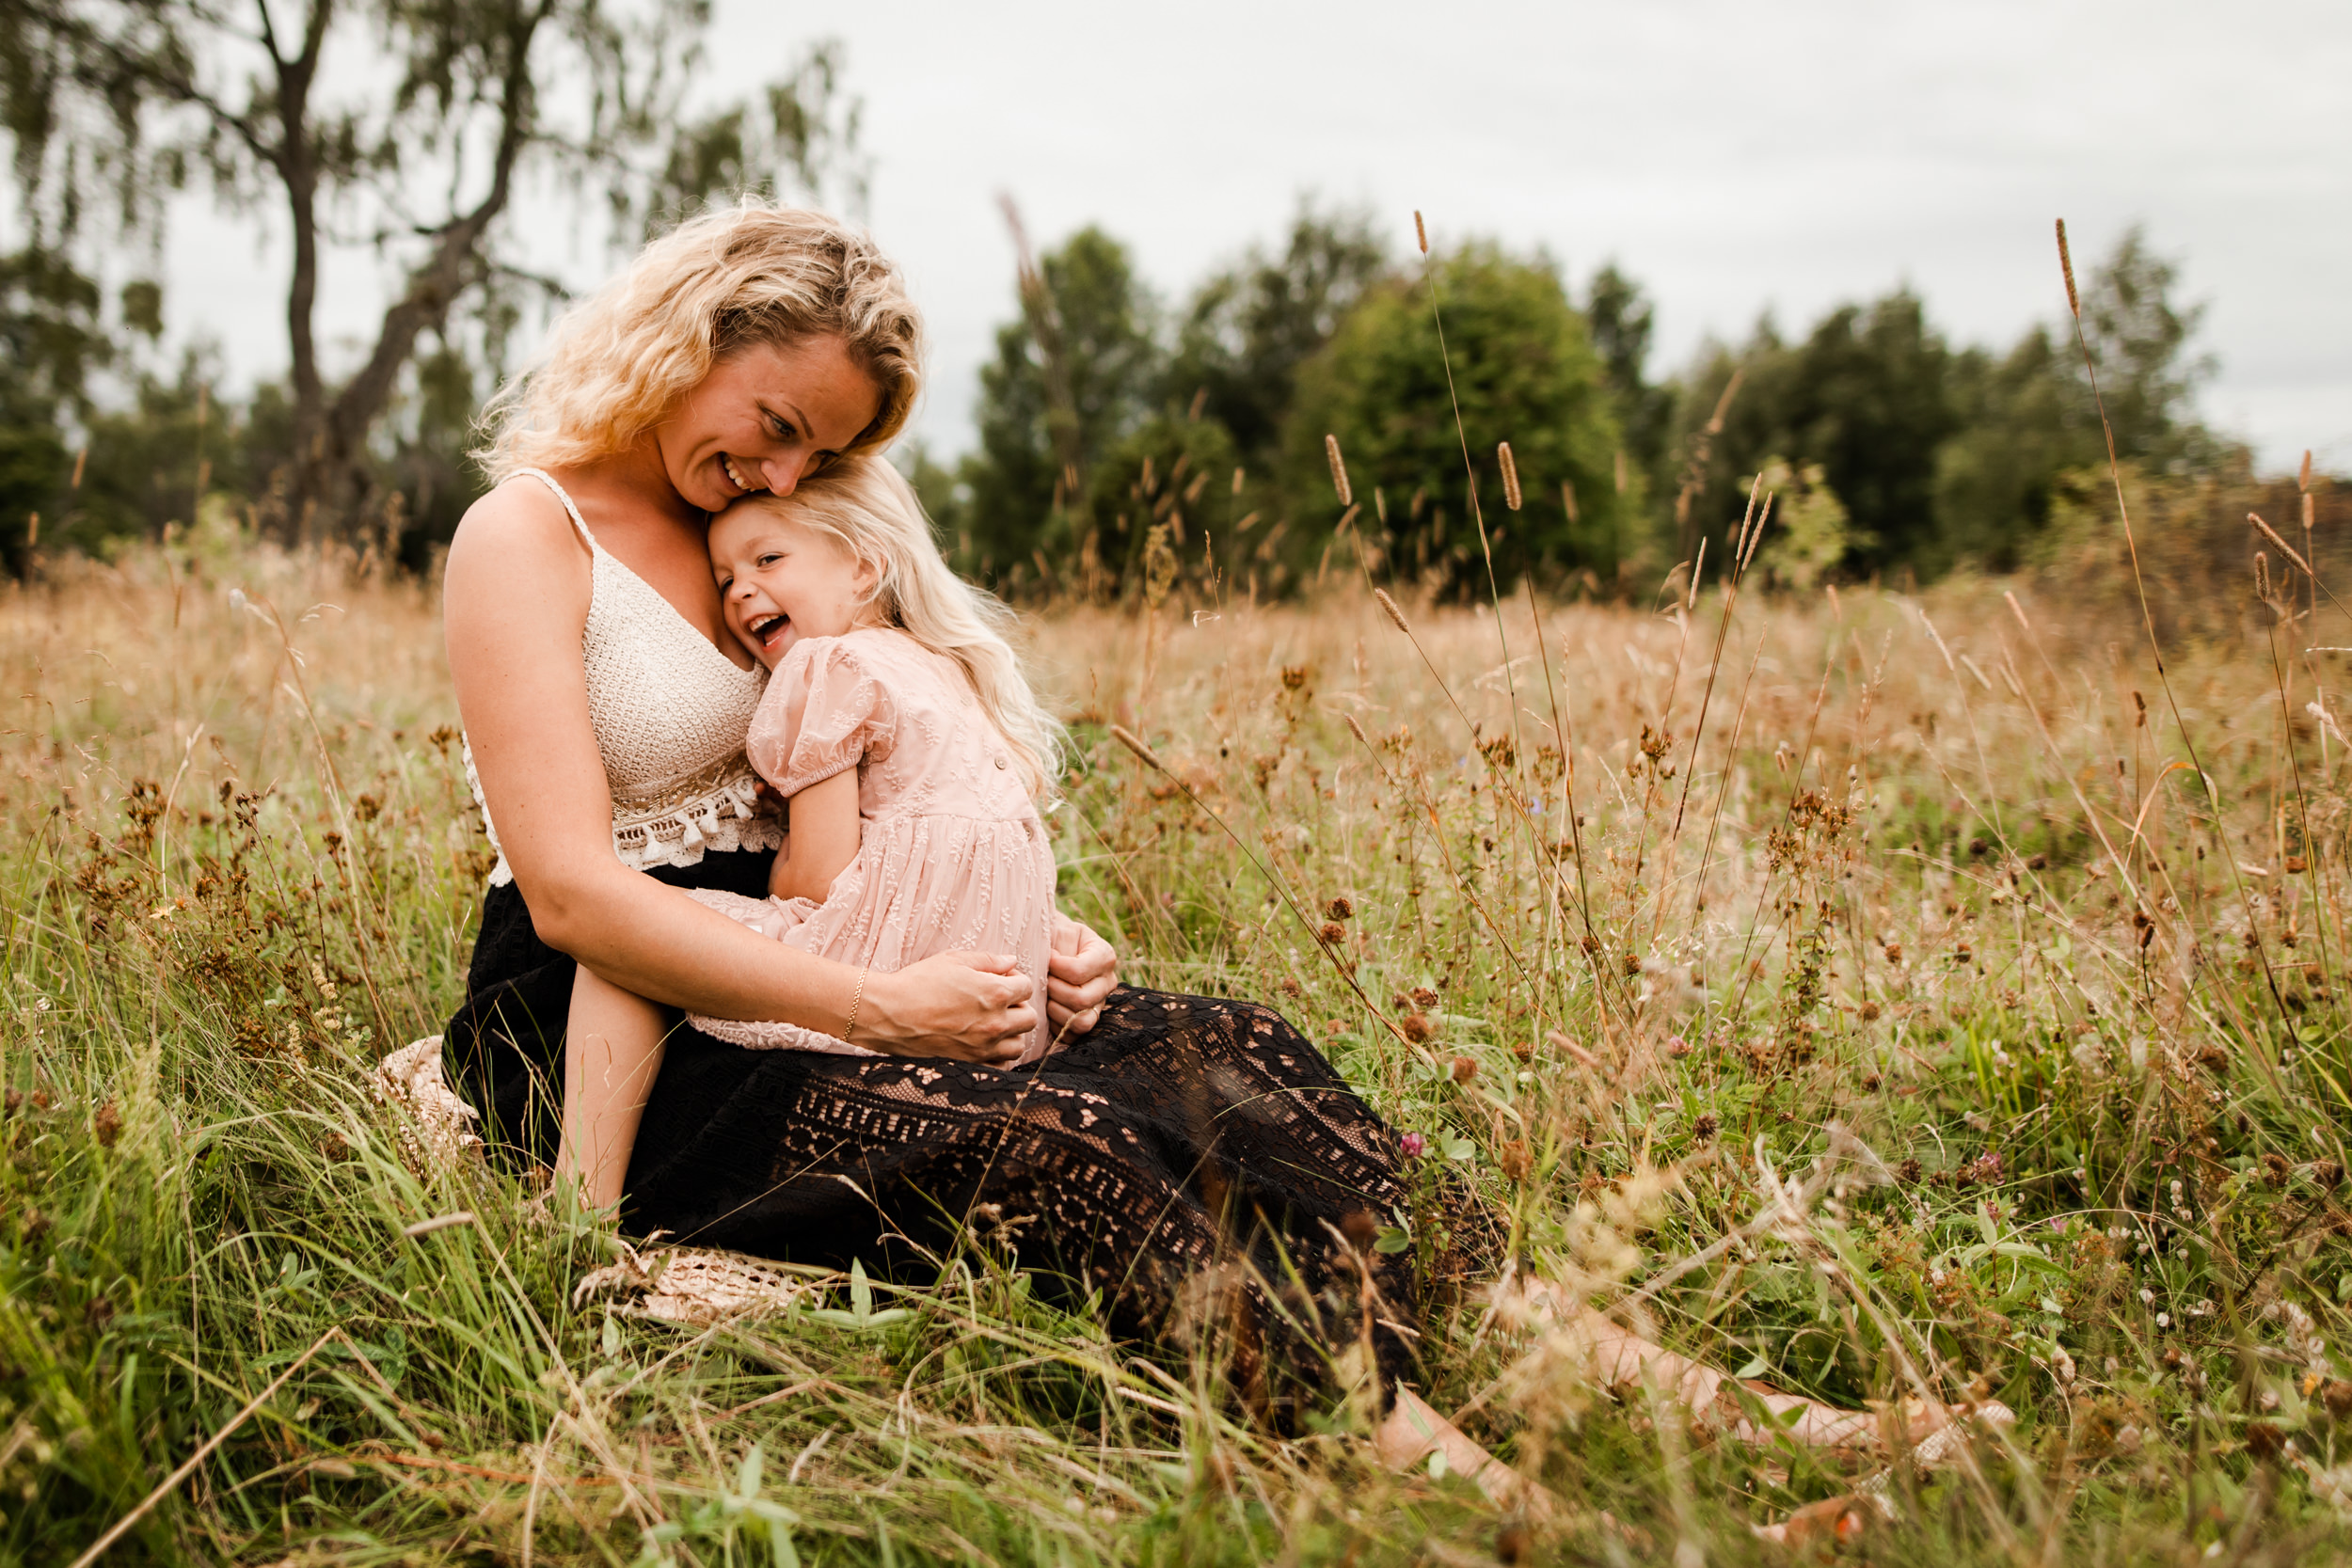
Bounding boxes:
[7,495,2352,1566]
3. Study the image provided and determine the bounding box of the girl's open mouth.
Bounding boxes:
[751,613,788,647]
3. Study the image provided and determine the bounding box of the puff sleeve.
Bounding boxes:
[743,634,898,796]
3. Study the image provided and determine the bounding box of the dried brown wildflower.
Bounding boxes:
[1449,1054,1478,1084]
[1400,1013,1435,1043]
[93,1099,121,1148]
[1326,895,1354,921]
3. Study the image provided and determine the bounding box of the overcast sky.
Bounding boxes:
[157,0,2350,473]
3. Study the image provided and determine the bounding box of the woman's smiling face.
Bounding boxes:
[659,335,882,514]
[707,503,879,669]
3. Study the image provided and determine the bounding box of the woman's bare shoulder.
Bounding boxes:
[446,474,591,582]
[443,477,596,669]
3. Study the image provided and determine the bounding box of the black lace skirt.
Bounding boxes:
[443,847,1420,1415]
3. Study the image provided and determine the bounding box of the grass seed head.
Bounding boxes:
[1109,724,1167,773]
[1413,210,1427,255]
[1373,588,1409,634]
[1325,434,1352,507]
[2057,217,2080,319]
[1498,441,1522,511]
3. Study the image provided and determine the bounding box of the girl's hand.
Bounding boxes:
[1046,914,1117,1036]
[859,952,1036,1063]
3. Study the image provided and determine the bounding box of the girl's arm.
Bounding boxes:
[769,768,862,902]
[443,480,1036,1059]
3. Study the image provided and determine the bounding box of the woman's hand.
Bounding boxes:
[857,952,1036,1064]
[1046,913,1118,1036]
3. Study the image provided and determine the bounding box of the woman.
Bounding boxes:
[438,202,1952,1499]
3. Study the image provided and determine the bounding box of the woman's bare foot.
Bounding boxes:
[1540,1294,2012,1459]
[1375,1386,1549,1515]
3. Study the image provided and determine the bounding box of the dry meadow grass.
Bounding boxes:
[7,506,2352,1565]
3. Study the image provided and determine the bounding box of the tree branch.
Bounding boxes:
[325,0,553,461]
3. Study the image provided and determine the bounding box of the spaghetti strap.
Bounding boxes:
[516,467,598,553]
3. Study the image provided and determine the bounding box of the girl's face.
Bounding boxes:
[707,505,880,669]
[657,335,883,515]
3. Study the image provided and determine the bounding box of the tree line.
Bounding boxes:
[921,205,2228,602]
[1,8,2235,592]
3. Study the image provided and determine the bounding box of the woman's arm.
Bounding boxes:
[443,480,1036,1059]
[769,768,861,902]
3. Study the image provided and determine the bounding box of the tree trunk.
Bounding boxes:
[269,0,333,541]
[281,0,548,538]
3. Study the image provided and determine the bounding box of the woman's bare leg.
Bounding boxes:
[1375,1386,1542,1510]
[559,965,670,1212]
[1553,1301,2008,1450]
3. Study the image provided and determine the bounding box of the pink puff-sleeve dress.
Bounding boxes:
[683,627,1058,1064]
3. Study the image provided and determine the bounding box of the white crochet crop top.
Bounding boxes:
[464,467,785,887]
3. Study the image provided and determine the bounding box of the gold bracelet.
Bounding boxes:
[843,966,870,1043]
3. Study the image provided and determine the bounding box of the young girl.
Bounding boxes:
[558,456,1063,1207]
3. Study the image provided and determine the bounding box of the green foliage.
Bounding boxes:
[1751,457,1867,591]
[1584,261,1674,486]
[1163,202,1390,472]
[1931,325,2083,572]
[0,245,107,569]
[1284,243,1629,597]
[1666,290,1960,574]
[1663,228,2219,582]
[955,227,1163,586]
[626,40,871,238]
[1080,414,1244,600]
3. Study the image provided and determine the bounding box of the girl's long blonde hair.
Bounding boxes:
[742,456,1063,800]
[478,203,923,483]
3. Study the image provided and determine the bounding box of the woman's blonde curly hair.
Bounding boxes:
[477,203,923,483]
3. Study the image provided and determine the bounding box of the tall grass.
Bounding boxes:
[7,481,2352,1563]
